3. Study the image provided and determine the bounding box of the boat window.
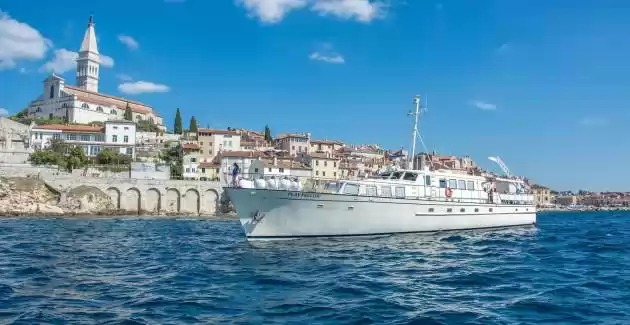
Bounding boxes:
[447,208,453,213]
[392,171,404,180]
[381,186,392,197]
[378,172,391,179]
[366,185,377,196]
[342,183,360,195]
[467,181,475,191]
[439,179,447,188]
[489,208,493,212]
[425,176,431,186]
[395,187,405,198]
[474,208,479,212]
[403,172,418,181]
[460,208,465,212]
[458,180,466,190]
[428,208,434,212]
[449,179,457,188]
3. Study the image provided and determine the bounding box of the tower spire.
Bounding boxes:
[76,14,100,92]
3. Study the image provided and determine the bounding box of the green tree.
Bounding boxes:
[49,139,68,154]
[96,148,132,165]
[174,108,183,134]
[189,116,198,133]
[160,143,183,179]
[264,125,272,142]
[124,103,133,121]
[136,120,160,132]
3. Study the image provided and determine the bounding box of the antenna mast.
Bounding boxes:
[409,95,421,167]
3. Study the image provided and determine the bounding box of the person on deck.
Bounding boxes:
[232,163,240,186]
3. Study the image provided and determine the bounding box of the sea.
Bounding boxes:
[0,212,628,325]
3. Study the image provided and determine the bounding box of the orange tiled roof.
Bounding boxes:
[197,128,240,136]
[219,150,266,158]
[32,124,104,133]
[199,162,220,168]
[64,86,156,116]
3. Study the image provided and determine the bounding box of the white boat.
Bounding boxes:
[224,95,536,241]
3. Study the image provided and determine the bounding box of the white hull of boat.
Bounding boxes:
[225,188,537,241]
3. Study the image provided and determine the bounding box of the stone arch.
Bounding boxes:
[164,188,180,213]
[121,188,141,214]
[201,189,219,215]
[144,188,161,214]
[181,189,200,215]
[106,187,121,210]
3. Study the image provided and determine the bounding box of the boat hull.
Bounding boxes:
[225,188,537,240]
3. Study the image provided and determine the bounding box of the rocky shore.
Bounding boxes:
[0,176,234,218]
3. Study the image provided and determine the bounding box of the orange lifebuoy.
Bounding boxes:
[445,187,453,198]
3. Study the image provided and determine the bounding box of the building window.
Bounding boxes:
[123,135,129,143]
[111,109,117,115]
[201,168,206,173]
[112,135,118,142]
[185,168,190,173]
[333,161,337,167]
[322,171,326,177]
[316,171,319,176]
[53,133,60,140]
[268,168,272,172]
[96,106,104,113]
[82,103,89,109]
[279,168,284,173]
[68,134,76,140]
[324,161,328,167]
[81,135,90,141]
[334,172,337,177]
[191,157,196,163]
[316,160,319,166]
[49,85,54,99]
[113,126,118,130]
[124,127,129,130]
[439,179,447,188]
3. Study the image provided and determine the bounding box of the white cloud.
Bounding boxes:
[236,0,385,23]
[471,100,497,111]
[40,49,114,73]
[309,52,345,64]
[238,0,308,23]
[117,35,139,51]
[117,74,133,81]
[0,10,52,69]
[312,0,384,22]
[0,108,8,117]
[40,49,77,73]
[100,55,115,68]
[118,81,170,95]
[578,117,607,126]
[495,42,510,55]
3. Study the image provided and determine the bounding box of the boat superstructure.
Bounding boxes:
[224,95,536,241]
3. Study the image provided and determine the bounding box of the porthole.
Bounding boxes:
[474,208,479,212]
[489,208,493,212]
[460,208,465,213]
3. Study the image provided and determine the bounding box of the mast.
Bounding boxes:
[409,95,421,168]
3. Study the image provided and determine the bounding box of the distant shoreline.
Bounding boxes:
[538,207,630,213]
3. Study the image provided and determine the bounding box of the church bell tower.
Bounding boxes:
[76,15,100,92]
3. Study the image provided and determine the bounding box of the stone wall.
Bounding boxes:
[0,164,225,216]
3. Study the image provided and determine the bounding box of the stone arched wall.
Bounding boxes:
[121,188,141,213]
[164,188,180,213]
[181,189,200,214]
[106,187,121,210]
[144,188,161,214]
[201,189,219,215]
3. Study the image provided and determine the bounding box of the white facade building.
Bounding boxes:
[25,16,164,129]
[30,120,136,158]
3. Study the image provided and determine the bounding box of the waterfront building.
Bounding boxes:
[532,184,552,207]
[25,16,164,129]
[274,133,311,156]
[217,150,265,178]
[182,143,201,180]
[197,128,242,163]
[249,159,312,180]
[30,120,137,158]
[309,139,344,158]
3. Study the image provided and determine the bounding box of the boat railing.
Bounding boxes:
[225,173,534,205]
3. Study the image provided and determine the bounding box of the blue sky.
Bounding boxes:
[1,0,629,191]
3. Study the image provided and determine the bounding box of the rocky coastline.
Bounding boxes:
[0,176,235,218]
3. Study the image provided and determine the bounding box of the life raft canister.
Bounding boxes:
[445,187,453,198]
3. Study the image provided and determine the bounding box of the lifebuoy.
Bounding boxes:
[445,187,453,198]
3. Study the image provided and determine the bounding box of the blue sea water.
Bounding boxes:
[0,212,629,324]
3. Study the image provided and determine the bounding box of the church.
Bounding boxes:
[25,16,165,130]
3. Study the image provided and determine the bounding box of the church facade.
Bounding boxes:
[26,16,165,130]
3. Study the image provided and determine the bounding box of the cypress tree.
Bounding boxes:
[189,116,198,133]
[264,125,272,142]
[174,108,183,134]
[124,103,133,121]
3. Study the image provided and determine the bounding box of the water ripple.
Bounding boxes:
[0,213,629,324]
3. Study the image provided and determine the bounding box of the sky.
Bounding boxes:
[1,0,630,191]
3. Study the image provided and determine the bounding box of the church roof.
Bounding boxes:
[64,85,157,116]
[80,16,98,54]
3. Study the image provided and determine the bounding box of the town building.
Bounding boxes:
[302,153,341,181]
[250,159,312,180]
[30,120,136,158]
[197,128,242,163]
[25,16,164,129]
[555,195,578,206]
[309,139,344,158]
[217,150,266,177]
[274,133,310,156]
[182,143,201,180]
[532,184,552,207]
